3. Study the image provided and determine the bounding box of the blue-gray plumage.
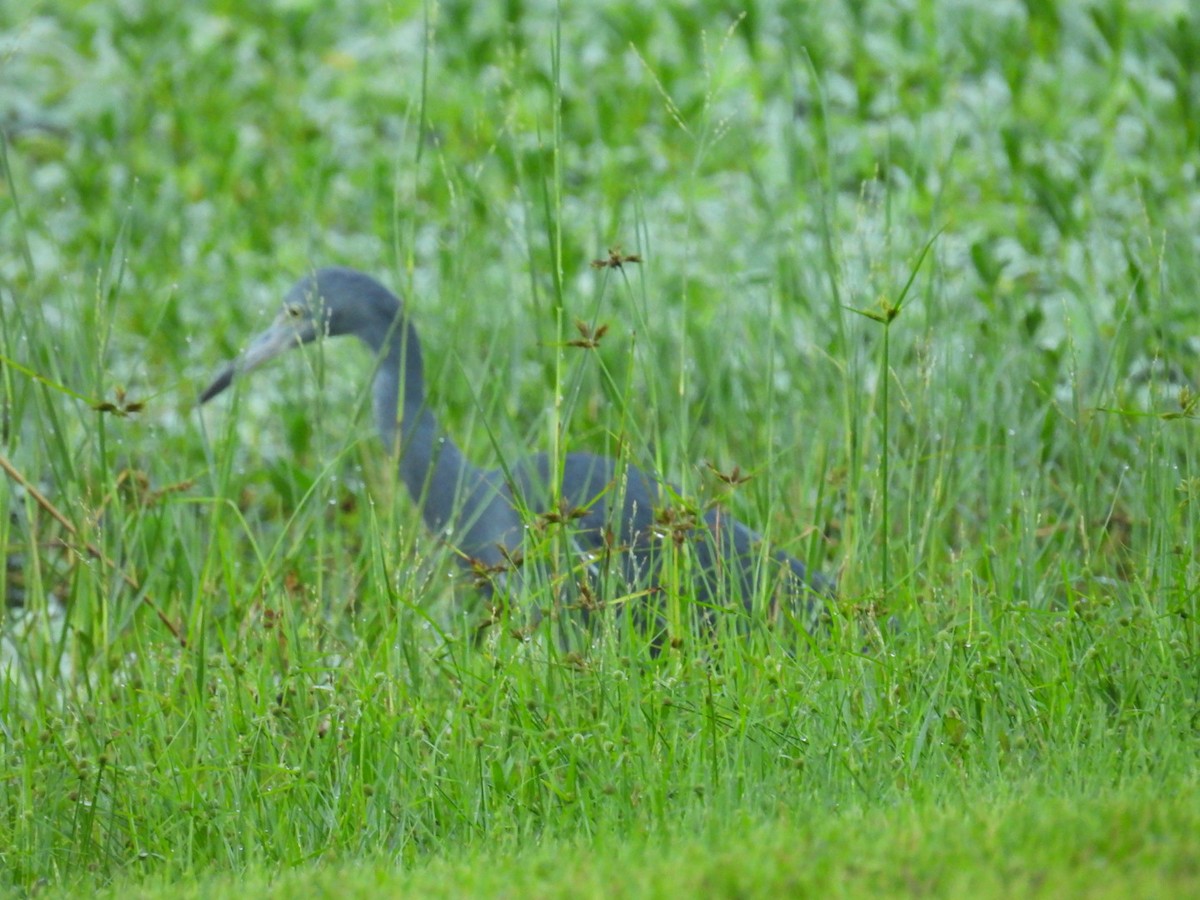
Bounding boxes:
[201,267,830,634]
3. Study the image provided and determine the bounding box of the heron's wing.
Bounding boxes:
[696,508,830,628]
[507,452,830,631]
[503,453,659,597]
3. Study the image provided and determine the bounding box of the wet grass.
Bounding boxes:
[1,1,1198,896]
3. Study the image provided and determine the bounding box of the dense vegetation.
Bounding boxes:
[1,1,1197,895]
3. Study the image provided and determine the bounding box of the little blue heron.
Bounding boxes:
[201,267,830,637]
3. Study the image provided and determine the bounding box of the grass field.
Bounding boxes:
[2,1,1198,896]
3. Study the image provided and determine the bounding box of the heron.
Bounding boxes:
[201,267,831,640]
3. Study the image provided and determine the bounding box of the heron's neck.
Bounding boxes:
[368,319,425,452]
[369,327,480,535]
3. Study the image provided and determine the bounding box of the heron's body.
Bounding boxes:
[202,267,829,633]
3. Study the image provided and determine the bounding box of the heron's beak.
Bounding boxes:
[199,317,307,404]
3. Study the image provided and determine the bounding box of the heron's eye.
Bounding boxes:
[285,304,304,320]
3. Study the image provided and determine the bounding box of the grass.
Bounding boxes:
[1,0,1198,896]
[102,784,1200,898]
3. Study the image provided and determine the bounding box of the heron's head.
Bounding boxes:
[199,267,404,404]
